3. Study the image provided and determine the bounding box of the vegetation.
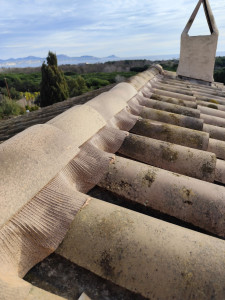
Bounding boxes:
[0,69,136,107]
[0,72,41,94]
[214,70,225,84]
[160,60,179,72]
[215,56,225,68]
[25,104,39,112]
[1,55,225,120]
[214,57,225,84]
[130,65,149,72]
[0,96,25,119]
[66,75,88,97]
[40,51,69,106]
[64,71,136,90]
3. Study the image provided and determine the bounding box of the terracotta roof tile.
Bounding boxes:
[1,63,225,299]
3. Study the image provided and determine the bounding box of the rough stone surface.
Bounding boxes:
[177,0,219,82]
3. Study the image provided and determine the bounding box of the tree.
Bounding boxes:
[40,51,69,107]
[66,76,88,97]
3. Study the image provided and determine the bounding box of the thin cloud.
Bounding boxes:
[0,0,224,59]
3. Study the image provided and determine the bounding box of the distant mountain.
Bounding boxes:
[0,55,121,68]
[107,55,118,59]
[1,51,225,68]
[0,56,44,68]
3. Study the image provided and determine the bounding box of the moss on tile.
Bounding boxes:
[207,104,218,109]
[151,94,163,101]
[161,145,178,162]
[168,113,180,125]
[142,169,157,188]
[209,99,219,104]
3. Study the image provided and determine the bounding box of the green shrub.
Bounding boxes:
[86,78,110,89]
[161,63,178,72]
[25,105,39,112]
[0,73,41,93]
[66,76,88,97]
[9,87,21,100]
[30,105,39,112]
[130,66,149,72]
[64,71,77,76]
[0,97,25,119]
[214,68,225,84]
[215,57,225,68]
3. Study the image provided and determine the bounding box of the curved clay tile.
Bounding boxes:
[118,133,216,182]
[84,91,128,121]
[151,93,197,108]
[57,198,225,299]
[152,88,197,102]
[110,82,137,101]
[197,94,225,106]
[201,113,225,128]
[140,107,203,130]
[48,105,106,146]
[208,138,225,160]
[131,118,209,150]
[144,98,200,117]
[215,159,225,184]
[0,124,80,225]
[99,155,225,237]
[153,82,194,96]
[203,123,225,141]
[198,105,225,117]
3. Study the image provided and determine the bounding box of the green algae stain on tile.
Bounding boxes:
[209,99,219,104]
[161,145,178,162]
[207,104,218,109]
[151,94,162,101]
[100,250,115,278]
[161,124,173,140]
[187,132,204,149]
[142,169,157,188]
[180,187,195,205]
[169,113,180,126]
[200,155,216,178]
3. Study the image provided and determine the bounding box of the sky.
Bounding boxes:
[0,0,225,60]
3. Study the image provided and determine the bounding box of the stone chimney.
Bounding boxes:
[177,0,219,84]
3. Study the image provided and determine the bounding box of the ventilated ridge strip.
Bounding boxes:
[0,144,114,278]
[0,103,148,278]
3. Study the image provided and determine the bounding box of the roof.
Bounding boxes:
[1,64,225,299]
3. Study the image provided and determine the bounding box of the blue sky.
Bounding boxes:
[0,0,225,59]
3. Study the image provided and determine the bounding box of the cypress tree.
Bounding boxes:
[40,51,69,107]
